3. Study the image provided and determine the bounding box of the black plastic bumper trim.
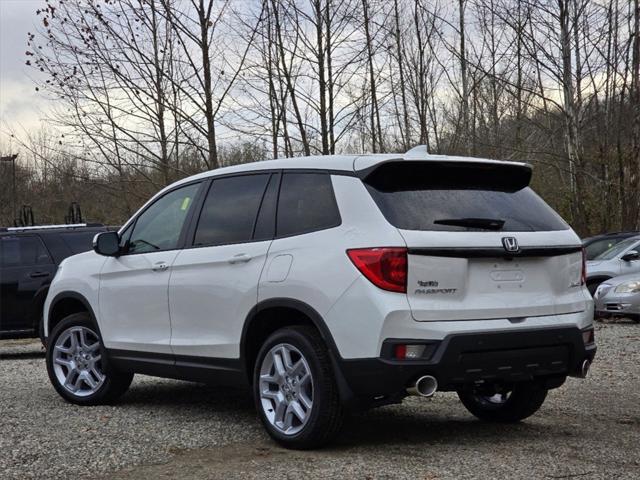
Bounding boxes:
[337,326,596,400]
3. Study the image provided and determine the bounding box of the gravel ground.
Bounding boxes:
[1,321,639,480]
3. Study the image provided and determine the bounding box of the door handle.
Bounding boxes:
[29,271,50,278]
[228,253,252,264]
[152,262,169,272]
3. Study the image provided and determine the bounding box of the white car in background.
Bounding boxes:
[586,236,640,295]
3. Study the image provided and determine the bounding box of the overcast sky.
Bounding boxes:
[0,0,46,147]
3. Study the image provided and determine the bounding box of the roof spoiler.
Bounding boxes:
[359,160,533,193]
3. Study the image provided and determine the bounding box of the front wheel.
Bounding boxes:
[253,326,344,449]
[457,381,548,423]
[46,312,133,405]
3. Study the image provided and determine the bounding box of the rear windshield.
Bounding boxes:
[363,162,568,232]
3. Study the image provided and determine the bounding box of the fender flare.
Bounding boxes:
[241,298,341,359]
[240,298,356,405]
[47,291,100,336]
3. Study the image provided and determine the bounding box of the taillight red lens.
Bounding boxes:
[581,247,587,285]
[394,344,407,359]
[347,247,408,293]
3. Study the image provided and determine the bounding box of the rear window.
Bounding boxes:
[364,162,568,232]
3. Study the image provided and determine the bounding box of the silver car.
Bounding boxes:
[594,273,640,323]
[586,235,640,294]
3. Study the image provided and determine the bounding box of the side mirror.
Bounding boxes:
[621,250,639,262]
[93,231,120,257]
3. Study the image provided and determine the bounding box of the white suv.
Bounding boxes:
[44,148,596,449]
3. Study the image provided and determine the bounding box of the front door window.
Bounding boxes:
[128,183,200,254]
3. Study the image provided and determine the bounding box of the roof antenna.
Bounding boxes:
[405,145,429,157]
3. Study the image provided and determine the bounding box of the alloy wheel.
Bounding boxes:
[259,343,313,436]
[52,326,105,397]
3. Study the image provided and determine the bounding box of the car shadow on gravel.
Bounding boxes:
[116,379,558,450]
[0,350,45,360]
[335,408,555,449]
[118,381,255,415]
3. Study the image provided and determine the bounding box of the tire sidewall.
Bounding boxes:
[253,328,331,445]
[46,312,116,406]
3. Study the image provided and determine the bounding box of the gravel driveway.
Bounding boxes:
[1,321,638,480]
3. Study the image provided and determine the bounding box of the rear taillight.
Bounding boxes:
[347,247,407,293]
[582,327,595,345]
[581,247,587,285]
[394,344,426,360]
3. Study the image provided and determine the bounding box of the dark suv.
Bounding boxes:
[0,224,108,342]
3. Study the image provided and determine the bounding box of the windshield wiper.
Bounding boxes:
[433,217,505,230]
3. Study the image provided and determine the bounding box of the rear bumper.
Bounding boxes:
[337,326,596,404]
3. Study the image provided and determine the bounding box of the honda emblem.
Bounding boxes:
[502,237,519,252]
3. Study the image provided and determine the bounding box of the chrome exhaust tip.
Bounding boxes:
[407,375,438,397]
[579,359,591,378]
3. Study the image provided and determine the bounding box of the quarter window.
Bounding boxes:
[194,174,271,247]
[128,183,200,254]
[276,173,340,237]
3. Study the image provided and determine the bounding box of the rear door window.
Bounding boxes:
[276,172,341,237]
[363,162,568,232]
[0,235,52,267]
[193,174,271,247]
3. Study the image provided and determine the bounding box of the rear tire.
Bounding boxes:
[46,312,133,405]
[457,381,548,423]
[253,326,344,449]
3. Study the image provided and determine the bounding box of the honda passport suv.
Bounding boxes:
[43,147,596,449]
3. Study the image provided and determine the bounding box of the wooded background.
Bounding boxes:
[1,0,639,236]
